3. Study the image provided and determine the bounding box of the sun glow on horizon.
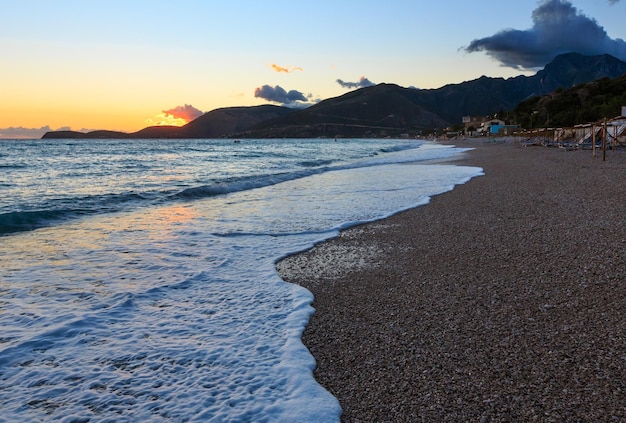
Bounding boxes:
[145,112,189,127]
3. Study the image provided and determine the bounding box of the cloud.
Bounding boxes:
[271,64,303,73]
[254,84,308,107]
[336,76,376,89]
[464,0,626,69]
[162,104,204,122]
[0,125,53,139]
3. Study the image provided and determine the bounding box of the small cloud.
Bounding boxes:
[271,64,303,73]
[254,84,310,107]
[336,76,376,89]
[463,0,626,69]
[162,104,204,122]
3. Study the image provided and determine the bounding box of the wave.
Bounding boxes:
[1,171,318,235]
[0,164,28,169]
[170,153,397,201]
[378,145,409,153]
[172,171,318,200]
[0,209,79,235]
[297,159,335,168]
[0,192,155,235]
[1,165,341,235]
[1,142,465,236]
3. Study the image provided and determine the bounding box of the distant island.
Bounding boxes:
[42,53,626,140]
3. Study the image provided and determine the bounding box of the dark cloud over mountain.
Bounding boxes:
[464,0,626,69]
[254,85,308,107]
[336,76,375,89]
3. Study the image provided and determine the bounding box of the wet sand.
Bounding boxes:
[277,140,625,422]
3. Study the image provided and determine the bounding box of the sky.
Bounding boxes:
[1,0,625,138]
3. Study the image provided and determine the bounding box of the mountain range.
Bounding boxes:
[42,53,626,139]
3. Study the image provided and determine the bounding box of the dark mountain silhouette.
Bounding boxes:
[401,53,626,124]
[41,126,183,139]
[131,126,184,138]
[42,105,293,139]
[42,53,626,139]
[537,52,626,88]
[42,129,131,139]
[181,105,293,138]
[240,83,450,138]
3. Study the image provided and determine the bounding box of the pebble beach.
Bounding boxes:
[277,140,625,422]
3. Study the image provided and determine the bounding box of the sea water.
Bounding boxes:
[0,138,483,422]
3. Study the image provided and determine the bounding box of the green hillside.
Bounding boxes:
[512,74,626,129]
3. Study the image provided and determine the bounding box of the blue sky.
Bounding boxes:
[1,0,625,137]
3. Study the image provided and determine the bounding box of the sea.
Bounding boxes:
[0,137,483,422]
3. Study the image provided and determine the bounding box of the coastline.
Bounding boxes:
[277,140,625,422]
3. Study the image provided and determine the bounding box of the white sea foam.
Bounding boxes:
[0,139,483,421]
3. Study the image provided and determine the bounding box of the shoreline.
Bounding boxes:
[277,140,625,422]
